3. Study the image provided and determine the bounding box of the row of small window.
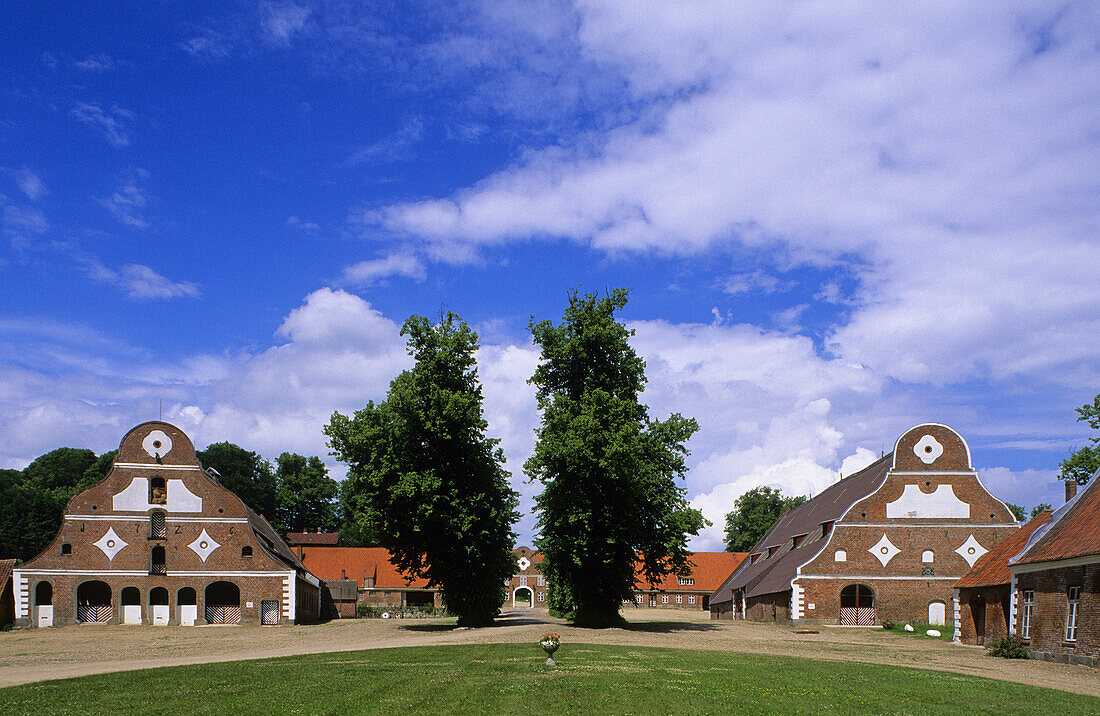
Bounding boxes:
[512,575,546,587]
[1018,587,1080,642]
[635,594,697,605]
[833,549,937,562]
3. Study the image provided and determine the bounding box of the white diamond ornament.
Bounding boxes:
[94,527,128,561]
[517,556,531,571]
[913,434,944,465]
[142,430,173,459]
[869,533,900,566]
[955,534,988,567]
[189,529,221,563]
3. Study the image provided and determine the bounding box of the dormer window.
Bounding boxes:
[821,521,834,537]
[242,546,253,557]
[792,534,806,548]
[767,546,777,558]
[749,554,760,564]
[149,476,167,505]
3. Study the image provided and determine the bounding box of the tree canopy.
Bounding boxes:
[1060,393,1100,486]
[326,313,520,626]
[724,486,808,553]
[275,452,339,533]
[197,442,278,520]
[526,288,706,627]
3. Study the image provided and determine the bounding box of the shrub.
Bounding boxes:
[986,635,1029,659]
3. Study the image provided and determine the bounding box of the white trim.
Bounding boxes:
[14,569,290,577]
[835,522,1015,529]
[112,463,204,471]
[1011,554,1100,573]
[791,583,804,620]
[66,515,249,523]
[13,573,29,619]
[1008,573,1018,636]
[284,573,295,620]
[890,471,978,476]
[952,589,961,642]
[891,423,973,470]
[796,574,962,581]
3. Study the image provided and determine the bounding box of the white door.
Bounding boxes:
[123,605,143,624]
[180,604,197,626]
[152,605,170,626]
[36,605,53,627]
[928,601,946,626]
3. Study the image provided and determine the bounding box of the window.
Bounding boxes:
[1066,586,1080,642]
[636,595,643,604]
[149,476,167,505]
[750,554,760,564]
[1020,590,1034,639]
[688,595,696,605]
[537,575,545,586]
[241,546,252,557]
[821,521,834,538]
[676,595,683,604]
[150,511,166,538]
[60,543,72,555]
[537,591,545,602]
[792,534,806,548]
[519,575,528,587]
[767,546,777,558]
[677,576,694,586]
[150,545,166,575]
[834,550,846,562]
[661,595,669,604]
[922,550,934,563]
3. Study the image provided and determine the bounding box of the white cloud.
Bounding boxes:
[85,261,201,300]
[367,3,1100,389]
[339,252,426,286]
[69,102,134,147]
[261,2,311,44]
[99,170,150,229]
[16,168,49,201]
[74,54,117,72]
[347,117,424,165]
[2,203,49,247]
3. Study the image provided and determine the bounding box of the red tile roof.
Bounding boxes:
[956,511,1051,588]
[285,532,340,546]
[298,547,432,589]
[1015,473,1100,566]
[0,559,15,588]
[635,552,748,592]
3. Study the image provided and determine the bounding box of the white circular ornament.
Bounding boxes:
[518,556,531,571]
[913,434,943,465]
[143,430,173,459]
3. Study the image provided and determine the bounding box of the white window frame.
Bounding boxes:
[661,594,668,604]
[677,576,694,586]
[1020,590,1034,639]
[636,595,643,604]
[688,595,696,605]
[519,575,528,587]
[675,595,683,604]
[537,575,545,587]
[1066,586,1080,642]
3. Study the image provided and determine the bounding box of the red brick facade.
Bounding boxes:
[12,422,320,627]
[1013,563,1098,666]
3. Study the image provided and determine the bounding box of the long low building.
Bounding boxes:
[630,551,747,610]
[710,423,1018,625]
[13,421,320,627]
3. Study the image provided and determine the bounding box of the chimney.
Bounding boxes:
[1066,480,1078,503]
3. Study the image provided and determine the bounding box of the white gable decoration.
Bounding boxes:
[886,484,970,519]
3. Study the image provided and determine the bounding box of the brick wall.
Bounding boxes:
[1015,562,1098,666]
[956,584,1010,645]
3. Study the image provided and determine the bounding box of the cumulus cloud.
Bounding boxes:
[339,252,426,286]
[84,260,201,300]
[69,102,134,147]
[366,3,1100,389]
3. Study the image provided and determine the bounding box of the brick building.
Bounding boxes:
[12,421,320,627]
[508,546,546,607]
[710,424,1018,625]
[295,546,441,612]
[630,552,747,610]
[1008,469,1100,667]
[953,510,1050,646]
[0,559,15,628]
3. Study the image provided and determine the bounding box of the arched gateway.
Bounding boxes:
[839,584,875,625]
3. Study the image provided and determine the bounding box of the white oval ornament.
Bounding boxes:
[143,430,173,459]
[913,435,943,465]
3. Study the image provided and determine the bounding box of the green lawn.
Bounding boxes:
[1,643,1094,715]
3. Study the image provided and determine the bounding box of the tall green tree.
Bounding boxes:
[326,313,520,626]
[723,486,808,552]
[526,288,706,627]
[197,442,277,519]
[1060,393,1100,486]
[275,452,339,533]
[335,478,381,547]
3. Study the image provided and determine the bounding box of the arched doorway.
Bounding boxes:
[177,587,197,626]
[839,584,875,625]
[77,580,113,623]
[513,587,533,608]
[204,581,241,624]
[121,586,142,624]
[34,581,53,627]
[150,587,170,625]
[928,601,946,626]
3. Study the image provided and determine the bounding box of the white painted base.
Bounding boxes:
[36,605,53,628]
[123,605,142,625]
[152,605,169,626]
[180,604,197,626]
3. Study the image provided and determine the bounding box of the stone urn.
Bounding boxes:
[541,640,559,666]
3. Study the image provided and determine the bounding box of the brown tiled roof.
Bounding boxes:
[285,532,340,546]
[0,559,15,587]
[635,552,748,592]
[244,506,312,575]
[712,454,891,604]
[956,511,1049,588]
[1014,469,1100,566]
[297,546,432,590]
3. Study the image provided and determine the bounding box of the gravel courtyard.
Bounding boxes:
[1,608,1096,697]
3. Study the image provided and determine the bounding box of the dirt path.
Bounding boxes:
[2,609,1097,696]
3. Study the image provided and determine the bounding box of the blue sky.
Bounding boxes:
[2,2,1098,549]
